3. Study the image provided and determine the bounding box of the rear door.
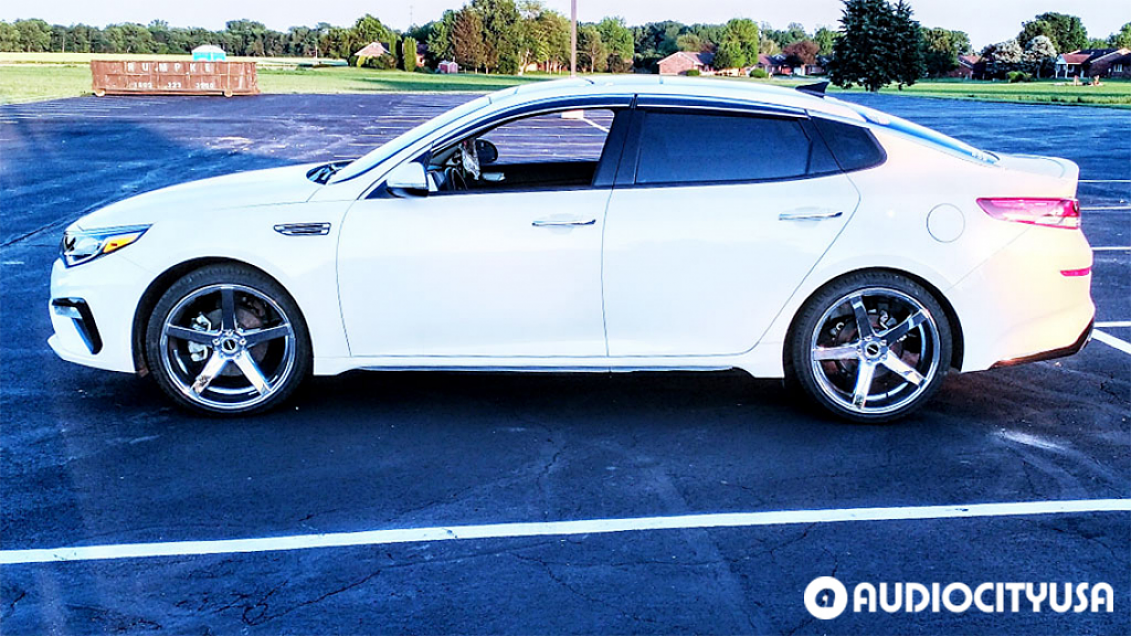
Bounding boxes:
[602,103,861,357]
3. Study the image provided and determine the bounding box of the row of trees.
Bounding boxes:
[979,13,1131,79]
[3,2,1130,87]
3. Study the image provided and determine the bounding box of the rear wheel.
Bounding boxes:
[788,272,952,423]
[145,264,310,415]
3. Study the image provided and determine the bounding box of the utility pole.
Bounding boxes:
[570,0,577,76]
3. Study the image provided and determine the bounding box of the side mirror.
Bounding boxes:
[386,162,429,198]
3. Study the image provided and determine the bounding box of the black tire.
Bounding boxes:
[787,271,952,423]
[145,264,311,416]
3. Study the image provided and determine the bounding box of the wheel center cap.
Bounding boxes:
[219,337,240,355]
[863,341,884,359]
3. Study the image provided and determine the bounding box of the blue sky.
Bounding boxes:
[2,0,1126,49]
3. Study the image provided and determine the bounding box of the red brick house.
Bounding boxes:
[1087,49,1131,78]
[658,51,714,75]
[946,54,981,79]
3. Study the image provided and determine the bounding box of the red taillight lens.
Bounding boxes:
[976,198,1080,229]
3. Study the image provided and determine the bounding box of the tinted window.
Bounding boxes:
[635,112,827,185]
[812,118,887,172]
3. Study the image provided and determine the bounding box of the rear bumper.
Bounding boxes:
[991,319,1093,368]
[949,225,1094,372]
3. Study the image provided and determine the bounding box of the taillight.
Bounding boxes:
[976,198,1080,229]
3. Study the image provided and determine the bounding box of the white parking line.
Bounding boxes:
[1,498,1127,565]
[1095,321,1131,328]
[1093,246,1131,251]
[1093,330,1131,355]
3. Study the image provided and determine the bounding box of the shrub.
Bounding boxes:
[686,69,701,76]
[1007,71,1034,83]
[749,68,770,79]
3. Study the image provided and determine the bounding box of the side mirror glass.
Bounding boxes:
[386,162,429,198]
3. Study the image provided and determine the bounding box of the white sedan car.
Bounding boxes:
[49,77,1094,421]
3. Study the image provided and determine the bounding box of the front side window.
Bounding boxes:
[427,108,626,194]
[634,112,835,185]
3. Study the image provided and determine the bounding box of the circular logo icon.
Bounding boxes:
[804,576,848,620]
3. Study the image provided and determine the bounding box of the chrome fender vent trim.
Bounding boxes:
[274,223,331,236]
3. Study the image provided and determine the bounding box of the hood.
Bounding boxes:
[76,163,324,229]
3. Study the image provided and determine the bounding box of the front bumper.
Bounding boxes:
[49,255,151,374]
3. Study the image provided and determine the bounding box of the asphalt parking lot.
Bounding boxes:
[1,90,1128,634]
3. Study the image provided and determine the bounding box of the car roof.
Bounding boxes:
[488,76,866,122]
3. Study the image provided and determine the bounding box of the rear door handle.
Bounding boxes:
[532,218,596,227]
[778,210,844,221]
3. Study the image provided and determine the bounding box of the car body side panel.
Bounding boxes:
[743,130,1091,376]
[51,200,353,375]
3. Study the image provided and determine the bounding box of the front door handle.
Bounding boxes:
[532,218,597,227]
[779,210,844,221]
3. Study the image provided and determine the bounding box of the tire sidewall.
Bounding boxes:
[789,272,953,423]
[145,264,311,416]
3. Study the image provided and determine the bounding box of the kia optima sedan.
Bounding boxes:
[50,77,1094,421]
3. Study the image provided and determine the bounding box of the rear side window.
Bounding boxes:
[635,112,834,185]
[811,118,886,172]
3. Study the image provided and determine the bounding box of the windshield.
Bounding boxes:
[330,95,493,183]
[839,101,998,165]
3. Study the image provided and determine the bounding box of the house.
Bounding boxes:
[438,60,460,74]
[1055,48,1125,78]
[756,54,791,76]
[947,54,981,79]
[1087,48,1131,78]
[354,42,389,59]
[657,51,714,75]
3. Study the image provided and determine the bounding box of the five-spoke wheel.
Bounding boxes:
[790,273,952,422]
[146,265,310,415]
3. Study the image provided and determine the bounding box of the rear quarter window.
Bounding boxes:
[811,118,886,172]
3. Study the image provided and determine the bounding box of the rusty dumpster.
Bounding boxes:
[90,60,259,97]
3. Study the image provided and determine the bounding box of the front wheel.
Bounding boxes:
[145,264,311,415]
[788,272,952,423]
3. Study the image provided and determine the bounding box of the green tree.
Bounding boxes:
[813,26,839,55]
[0,22,20,51]
[892,0,925,87]
[402,37,418,72]
[1022,34,1056,77]
[980,38,1023,77]
[597,17,633,70]
[452,7,486,72]
[676,32,702,52]
[1018,12,1087,53]
[425,11,457,63]
[828,0,899,91]
[15,19,51,52]
[1110,22,1131,48]
[713,39,746,70]
[473,0,522,73]
[922,27,963,77]
[578,24,607,72]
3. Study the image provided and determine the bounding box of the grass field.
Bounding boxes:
[839,77,1131,107]
[2,52,1130,106]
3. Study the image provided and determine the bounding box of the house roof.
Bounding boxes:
[1059,53,1090,64]
[354,42,389,58]
[958,54,981,67]
[659,51,715,67]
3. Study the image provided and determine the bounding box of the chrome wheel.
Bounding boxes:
[158,283,297,412]
[808,287,942,416]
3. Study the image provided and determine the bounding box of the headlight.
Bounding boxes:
[60,225,150,267]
